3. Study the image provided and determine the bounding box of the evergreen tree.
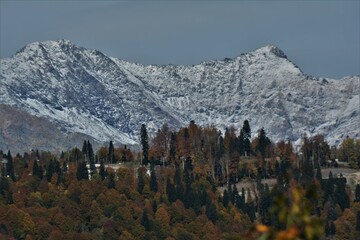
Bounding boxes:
[241,120,252,156]
[137,168,145,194]
[334,179,350,211]
[82,140,88,156]
[62,161,67,173]
[32,159,39,178]
[238,130,245,156]
[38,165,44,180]
[46,159,54,182]
[256,128,271,158]
[223,189,230,208]
[166,177,176,202]
[107,141,115,164]
[150,163,158,192]
[54,160,62,185]
[152,200,158,213]
[355,184,360,202]
[325,221,330,237]
[141,210,151,231]
[356,211,360,232]
[205,202,218,222]
[108,172,115,189]
[87,141,96,176]
[231,184,239,206]
[169,132,176,163]
[99,160,106,180]
[141,124,149,166]
[330,221,336,235]
[6,151,15,181]
[76,161,89,181]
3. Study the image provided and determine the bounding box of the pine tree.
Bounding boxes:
[330,221,336,235]
[108,172,115,189]
[238,130,245,156]
[32,159,39,178]
[38,165,44,180]
[241,120,251,156]
[256,128,271,158]
[46,159,54,182]
[62,161,67,173]
[107,141,115,164]
[137,168,145,194]
[54,160,62,185]
[150,163,158,192]
[82,140,88,156]
[6,151,15,181]
[87,141,96,176]
[356,211,360,232]
[205,202,218,222]
[152,200,158,213]
[355,184,360,202]
[141,210,151,231]
[169,132,176,163]
[223,189,229,208]
[166,177,176,202]
[334,179,350,211]
[140,124,149,166]
[76,161,89,181]
[99,160,106,180]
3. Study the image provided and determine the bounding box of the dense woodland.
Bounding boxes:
[0,120,360,239]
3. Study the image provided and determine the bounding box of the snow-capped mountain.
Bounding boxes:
[0,40,359,152]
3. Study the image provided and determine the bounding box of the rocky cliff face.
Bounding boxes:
[0,40,358,152]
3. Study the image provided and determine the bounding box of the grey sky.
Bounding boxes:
[1,0,359,78]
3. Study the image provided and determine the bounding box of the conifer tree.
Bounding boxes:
[62,160,67,173]
[38,165,44,180]
[256,128,271,158]
[137,168,145,194]
[242,120,252,156]
[141,124,149,165]
[238,130,245,156]
[206,202,218,222]
[166,177,176,202]
[141,210,151,231]
[152,199,158,213]
[107,141,115,164]
[108,172,115,189]
[82,140,88,156]
[99,160,106,180]
[169,132,176,163]
[76,161,89,181]
[6,151,15,181]
[355,184,360,202]
[32,159,39,178]
[46,159,54,182]
[150,163,158,192]
[356,211,360,232]
[223,189,230,208]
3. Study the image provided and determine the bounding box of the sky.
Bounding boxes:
[0,0,359,78]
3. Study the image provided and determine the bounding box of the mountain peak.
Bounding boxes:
[14,39,76,57]
[252,45,287,58]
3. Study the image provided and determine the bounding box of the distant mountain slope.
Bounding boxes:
[0,40,358,152]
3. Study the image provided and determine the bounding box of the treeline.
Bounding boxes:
[0,121,359,239]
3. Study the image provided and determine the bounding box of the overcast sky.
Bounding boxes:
[1,0,359,78]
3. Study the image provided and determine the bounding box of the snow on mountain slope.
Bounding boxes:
[0,40,359,152]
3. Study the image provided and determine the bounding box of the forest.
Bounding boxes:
[0,120,360,240]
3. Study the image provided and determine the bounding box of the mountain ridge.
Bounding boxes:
[0,40,359,153]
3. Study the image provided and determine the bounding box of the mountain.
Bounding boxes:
[0,40,359,153]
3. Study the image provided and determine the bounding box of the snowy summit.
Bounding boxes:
[0,40,359,152]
